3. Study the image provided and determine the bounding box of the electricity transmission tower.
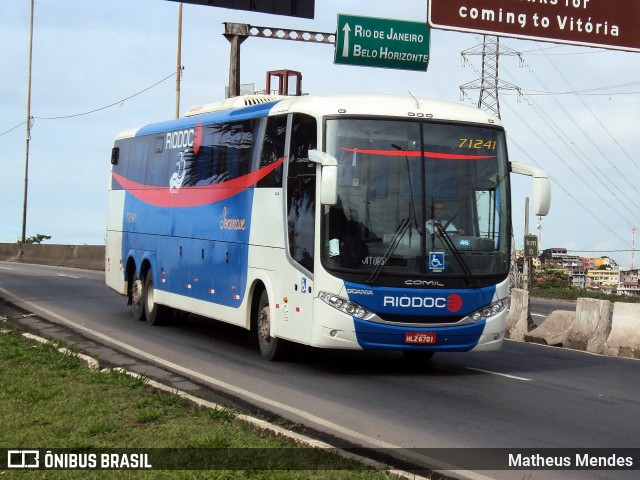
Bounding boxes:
[460,36,520,119]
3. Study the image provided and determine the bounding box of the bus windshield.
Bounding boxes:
[322,118,510,286]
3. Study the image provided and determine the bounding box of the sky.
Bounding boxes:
[1,0,639,267]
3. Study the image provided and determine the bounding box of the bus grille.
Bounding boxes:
[377,313,466,325]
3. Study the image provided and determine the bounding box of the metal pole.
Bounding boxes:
[523,197,530,291]
[175,2,183,119]
[22,0,35,242]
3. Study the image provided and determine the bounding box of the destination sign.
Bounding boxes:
[335,14,431,71]
[427,0,640,53]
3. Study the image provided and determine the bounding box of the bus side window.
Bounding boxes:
[257,115,287,188]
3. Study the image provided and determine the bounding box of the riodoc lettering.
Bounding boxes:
[384,296,447,308]
[384,293,463,312]
[166,129,194,150]
[165,122,202,152]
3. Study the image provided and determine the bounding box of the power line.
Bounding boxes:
[465,57,640,226]
[0,121,27,138]
[34,71,177,121]
[1,71,176,138]
[566,250,636,253]
[516,85,640,96]
[502,60,640,220]
[506,129,631,247]
[534,46,640,176]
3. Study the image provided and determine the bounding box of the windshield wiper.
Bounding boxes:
[367,217,412,285]
[434,224,477,287]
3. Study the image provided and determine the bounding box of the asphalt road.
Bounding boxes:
[1,262,637,480]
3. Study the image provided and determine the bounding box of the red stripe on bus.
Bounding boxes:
[111,156,285,208]
[340,148,495,160]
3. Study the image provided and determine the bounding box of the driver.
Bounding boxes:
[426,201,465,236]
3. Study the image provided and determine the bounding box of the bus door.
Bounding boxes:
[281,113,317,342]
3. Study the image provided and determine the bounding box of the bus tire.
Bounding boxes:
[256,290,287,361]
[143,272,172,326]
[131,273,145,321]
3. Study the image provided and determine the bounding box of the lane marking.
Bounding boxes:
[466,367,531,382]
[57,274,81,279]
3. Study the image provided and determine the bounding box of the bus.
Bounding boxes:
[106,93,550,361]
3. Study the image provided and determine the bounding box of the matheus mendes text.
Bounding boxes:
[509,453,633,468]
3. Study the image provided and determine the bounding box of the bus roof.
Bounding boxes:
[114,94,502,141]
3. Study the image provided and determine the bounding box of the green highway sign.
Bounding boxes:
[524,234,539,258]
[335,14,431,71]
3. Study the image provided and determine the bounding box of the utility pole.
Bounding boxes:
[523,197,530,291]
[22,0,35,242]
[632,226,637,270]
[175,2,183,118]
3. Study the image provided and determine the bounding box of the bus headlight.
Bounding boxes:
[469,300,508,322]
[318,292,374,320]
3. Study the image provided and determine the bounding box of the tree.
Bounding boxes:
[21,234,52,244]
[534,264,570,289]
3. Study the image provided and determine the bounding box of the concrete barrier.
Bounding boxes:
[0,243,20,262]
[604,303,640,359]
[564,298,612,354]
[525,310,575,347]
[505,288,535,341]
[0,243,104,271]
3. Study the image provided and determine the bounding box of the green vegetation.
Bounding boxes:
[0,328,395,479]
[530,287,640,303]
[532,264,571,290]
[19,234,52,244]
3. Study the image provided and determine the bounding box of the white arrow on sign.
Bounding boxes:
[342,23,351,58]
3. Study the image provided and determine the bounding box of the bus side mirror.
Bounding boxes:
[308,150,338,206]
[320,165,338,205]
[511,161,551,216]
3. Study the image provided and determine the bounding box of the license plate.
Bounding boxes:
[405,332,437,344]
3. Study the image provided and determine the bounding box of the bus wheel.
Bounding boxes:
[143,272,172,326]
[256,290,286,361]
[131,273,145,321]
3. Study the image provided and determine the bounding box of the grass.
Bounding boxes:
[530,287,640,303]
[0,327,398,480]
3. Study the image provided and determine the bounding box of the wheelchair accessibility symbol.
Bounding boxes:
[428,252,445,272]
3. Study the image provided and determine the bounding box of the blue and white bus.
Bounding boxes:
[106,94,549,361]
